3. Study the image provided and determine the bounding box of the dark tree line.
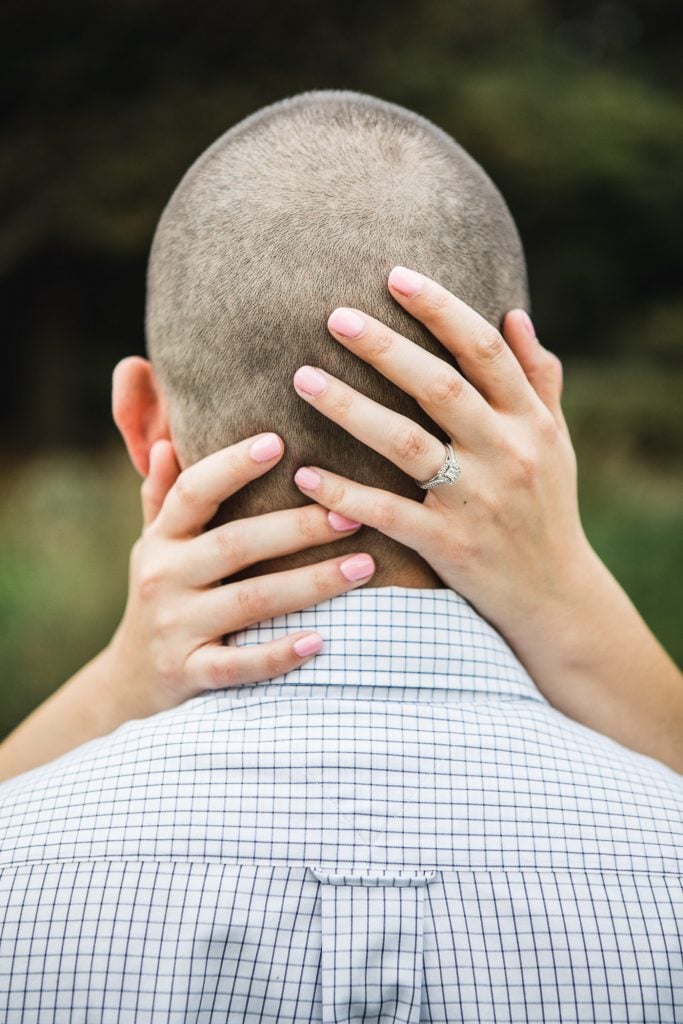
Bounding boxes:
[1,0,681,452]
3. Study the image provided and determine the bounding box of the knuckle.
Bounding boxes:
[207,657,239,689]
[422,283,450,316]
[295,506,319,543]
[372,496,399,534]
[541,346,562,369]
[515,449,538,487]
[153,609,178,639]
[486,495,506,525]
[311,564,337,600]
[235,581,269,623]
[331,386,354,416]
[430,370,464,407]
[449,537,474,571]
[391,425,431,464]
[536,408,560,445]
[174,470,200,508]
[367,326,395,359]
[159,647,184,681]
[214,522,243,566]
[263,645,291,679]
[324,478,348,510]
[474,327,506,363]
[428,523,476,571]
[546,351,564,388]
[137,565,165,602]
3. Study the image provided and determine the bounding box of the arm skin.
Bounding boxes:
[290,268,683,774]
[509,542,683,774]
[0,434,374,782]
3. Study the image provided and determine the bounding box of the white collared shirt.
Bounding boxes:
[0,587,681,1022]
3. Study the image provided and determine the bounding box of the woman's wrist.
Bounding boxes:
[98,626,169,721]
[483,531,598,667]
[510,540,624,687]
[534,540,611,664]
[508,542,683,771]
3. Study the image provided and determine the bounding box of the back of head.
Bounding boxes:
[146,90,528,578]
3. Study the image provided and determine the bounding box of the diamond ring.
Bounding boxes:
[416,442,462,490]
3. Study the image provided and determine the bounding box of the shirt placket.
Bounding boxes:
[308,866,439,1024]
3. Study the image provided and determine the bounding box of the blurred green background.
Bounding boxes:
[1,0,681,737]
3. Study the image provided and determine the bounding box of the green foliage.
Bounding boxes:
[1,1,681,364]
[563,361,683,661]
[0,454,138,735]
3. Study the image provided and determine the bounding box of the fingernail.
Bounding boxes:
[294,633,324,658]
[521,311,536,339]
[328,308,365,338]
[293,365,327,397]
[389,266,422,297]
[294,467,322,490]
[249,433,283,462]
[340,554,375,581]
[328,510,361,532]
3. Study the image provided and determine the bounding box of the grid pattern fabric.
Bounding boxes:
[0,586,681,1022]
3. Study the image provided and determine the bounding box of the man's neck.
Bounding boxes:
[374,559,443,589]
[232,536,444,589]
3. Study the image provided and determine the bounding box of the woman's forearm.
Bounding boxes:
[508,546,683,773]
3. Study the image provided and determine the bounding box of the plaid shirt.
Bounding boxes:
[0,587,681,1022]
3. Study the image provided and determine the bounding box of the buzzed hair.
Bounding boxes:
[146,90,528,575]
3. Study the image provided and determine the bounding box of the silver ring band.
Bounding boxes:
[416,442,462,490]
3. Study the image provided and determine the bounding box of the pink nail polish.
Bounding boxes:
[328,510,362,532]
[340,554,375,582]
[293,634,324,658]
[249,433,282,462]
[388,266,422,297]
[328,308,365,338]
[293,366,327,397]
[294,467,322,490]
[521,311,536,339]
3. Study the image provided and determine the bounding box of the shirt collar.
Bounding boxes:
[228,586,546,703]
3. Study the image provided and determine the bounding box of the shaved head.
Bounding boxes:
[145,90,528,578]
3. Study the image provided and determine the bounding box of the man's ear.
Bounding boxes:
[112,357,173,477]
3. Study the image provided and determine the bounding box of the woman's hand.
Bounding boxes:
[109,432,373,711]
[0,431,374,781]
[291,267,683,771]
[293,267,583,646]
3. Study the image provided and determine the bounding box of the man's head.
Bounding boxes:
[115,90,529,584]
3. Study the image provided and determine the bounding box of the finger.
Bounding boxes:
[293,464,431,551]
[387,266,535,412]
[326,308,493,446]
[157,432,285,539]
[184,502,362,587]
[194,552,376,637]
[141,440,181,527]
[190,631,325,690]
[293,365,451,482]
[502,309,565,424]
